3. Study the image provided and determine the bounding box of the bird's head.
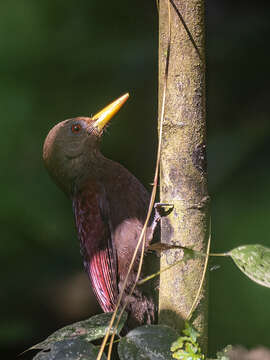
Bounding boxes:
[43,93,129,195]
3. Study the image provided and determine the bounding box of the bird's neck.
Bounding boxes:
[70,152,116,196]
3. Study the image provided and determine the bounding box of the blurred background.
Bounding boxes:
[1,0,270,358]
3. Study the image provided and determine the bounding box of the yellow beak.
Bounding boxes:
[92,93,129,131]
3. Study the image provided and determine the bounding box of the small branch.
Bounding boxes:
[209,252,229,257]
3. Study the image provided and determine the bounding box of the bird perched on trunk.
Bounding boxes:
[43,94,158,329]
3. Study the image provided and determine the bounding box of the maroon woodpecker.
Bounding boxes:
[43,94,158,328]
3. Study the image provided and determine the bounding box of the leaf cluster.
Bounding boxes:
[29,312,179,360]
[170,321,205,360]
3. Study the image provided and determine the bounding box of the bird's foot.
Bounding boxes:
[149,203,174,237]
[154,203,174,219]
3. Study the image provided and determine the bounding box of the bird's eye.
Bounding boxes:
[71,123,82,133]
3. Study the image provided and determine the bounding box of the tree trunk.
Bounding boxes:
[158,0,209,351]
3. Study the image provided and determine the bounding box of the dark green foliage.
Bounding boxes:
[33,338,106,360]
[29,312,127,352]
[118,325,179,360]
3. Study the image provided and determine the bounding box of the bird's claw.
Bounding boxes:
[154,203,174,220]
[149,203,174,239]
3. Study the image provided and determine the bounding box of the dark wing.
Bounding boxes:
[72,184,118,312]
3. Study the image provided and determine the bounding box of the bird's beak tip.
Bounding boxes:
[92,93,130,132]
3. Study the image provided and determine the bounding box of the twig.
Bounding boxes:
[96,3,172,360]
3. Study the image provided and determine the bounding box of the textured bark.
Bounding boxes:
[158,0,209,351]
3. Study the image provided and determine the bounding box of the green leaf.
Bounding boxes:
[118,324,179,360]
[172,349,203,360]
[171,337,185,352]
[185,342,197,353]
[30,311,127,351]
[229,245,270,287]
[33,338,106,360]
[182,322,199,343]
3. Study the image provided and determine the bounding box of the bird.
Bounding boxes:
[43,93,158,329]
